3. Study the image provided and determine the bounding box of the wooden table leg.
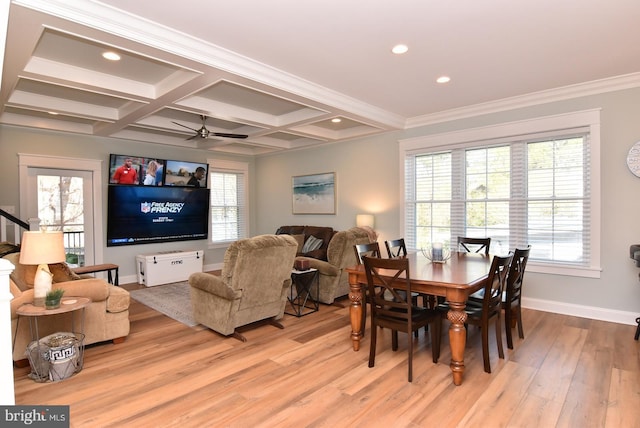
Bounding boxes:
[447,300,468,386]
[348,272,364,351]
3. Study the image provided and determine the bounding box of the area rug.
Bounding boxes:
[129,281,198,327]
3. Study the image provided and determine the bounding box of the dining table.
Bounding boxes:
[346,251,492,386]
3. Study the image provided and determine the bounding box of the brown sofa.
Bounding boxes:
[5,251,130,362]
[275,225,335,261]
[291,227,373,304]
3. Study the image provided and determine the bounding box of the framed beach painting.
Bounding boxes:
[292,172,336,214]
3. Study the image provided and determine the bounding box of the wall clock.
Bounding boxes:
[627,141,640,177]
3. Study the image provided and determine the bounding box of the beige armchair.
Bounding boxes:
[189,234,298,341]
[5,252,130,363]
[295,227,373,305]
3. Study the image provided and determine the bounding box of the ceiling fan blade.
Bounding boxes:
[186,134,199,141]
[172,121,198,132]
[212,132,248,139]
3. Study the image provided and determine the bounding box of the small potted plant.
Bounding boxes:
[45,288,65,309]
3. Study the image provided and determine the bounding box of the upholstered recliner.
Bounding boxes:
[5,252,130,363]
[188,234,298,341]
[294,227,373,305]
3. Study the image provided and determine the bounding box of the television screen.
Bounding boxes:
[164,160,208,188]
[109,154,167,186]
[107,185,210,246]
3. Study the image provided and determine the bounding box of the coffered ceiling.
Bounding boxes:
[2,0,640,156]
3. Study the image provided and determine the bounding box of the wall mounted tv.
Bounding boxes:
[106,185,210,247]
[107,153,210,247]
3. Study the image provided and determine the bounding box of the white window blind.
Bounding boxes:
[404,130,592,267]
[208,160,248,244]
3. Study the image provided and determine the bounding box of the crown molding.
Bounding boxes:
[406,72,640,129]
[14,0,405,129]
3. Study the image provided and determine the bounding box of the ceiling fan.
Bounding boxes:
[172,114,248,140]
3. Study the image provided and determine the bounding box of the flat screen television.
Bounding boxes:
[106,185,210,246]
[164,160,208,188]
[109,154,167,186]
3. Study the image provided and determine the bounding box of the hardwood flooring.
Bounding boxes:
[13,282,640,428]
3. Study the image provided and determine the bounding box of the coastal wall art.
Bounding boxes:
[292,172,336,214]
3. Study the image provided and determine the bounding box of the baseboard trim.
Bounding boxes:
[523,297,638,326]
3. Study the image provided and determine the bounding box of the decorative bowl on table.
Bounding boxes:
[421,246,451,263]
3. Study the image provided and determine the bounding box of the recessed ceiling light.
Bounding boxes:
[392,44,409,55]
[331,118,342,123]
[102,51,121,61]
[437,76,451,84]
[48,111,59,115]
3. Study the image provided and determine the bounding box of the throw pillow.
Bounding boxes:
[50,263,82,283]
[302,235,323,254]
[291,234,305,253]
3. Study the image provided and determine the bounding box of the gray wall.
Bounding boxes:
[255,87,640,319]
[0,125,255,278]
[2,86,640,320]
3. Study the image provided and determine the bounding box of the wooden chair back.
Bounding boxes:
[354,242,381,264]
[457,236,491,255]
[385,238,407,258]
[504,245,531,348]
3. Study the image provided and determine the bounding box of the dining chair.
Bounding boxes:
[386,237,436,312]
[457,236,491,255]
[435,253,512,373]
[354,242,381,264]
[385,238,407,258]
[362,255,440,382]
[354,242,382,335]
[503,245,531,349]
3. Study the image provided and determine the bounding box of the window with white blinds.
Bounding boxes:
[401,110,601,277]
[208,160,248,245]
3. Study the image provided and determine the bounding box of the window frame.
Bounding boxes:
[207,159,249,248]
[399,109,602,278]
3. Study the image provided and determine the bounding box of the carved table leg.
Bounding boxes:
[447,301,468,386]
[349,273,364,351]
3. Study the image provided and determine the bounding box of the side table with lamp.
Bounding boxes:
[16,230,89,381]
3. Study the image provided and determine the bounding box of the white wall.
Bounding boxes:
[255,87,640,323]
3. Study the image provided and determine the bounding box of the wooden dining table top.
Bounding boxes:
[346,250,492,295]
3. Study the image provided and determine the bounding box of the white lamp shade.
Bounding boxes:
[356,214,375,229]
[19,231,66,265]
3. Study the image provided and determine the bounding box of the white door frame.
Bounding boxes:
[18,153,104,264]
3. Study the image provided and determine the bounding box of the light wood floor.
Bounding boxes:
[13,282,640,428]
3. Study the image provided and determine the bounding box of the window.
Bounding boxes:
[208,159,248,245]
[400,110,601,278]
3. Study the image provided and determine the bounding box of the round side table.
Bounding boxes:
[15,296,91,382]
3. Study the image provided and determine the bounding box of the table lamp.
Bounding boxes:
[19,231,66,306]
[356,214,374,229]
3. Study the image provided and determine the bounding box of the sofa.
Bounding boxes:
[275,225,335,261]
[5,251,131,363]
[279,226,373,304]
[189,234,298,341]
